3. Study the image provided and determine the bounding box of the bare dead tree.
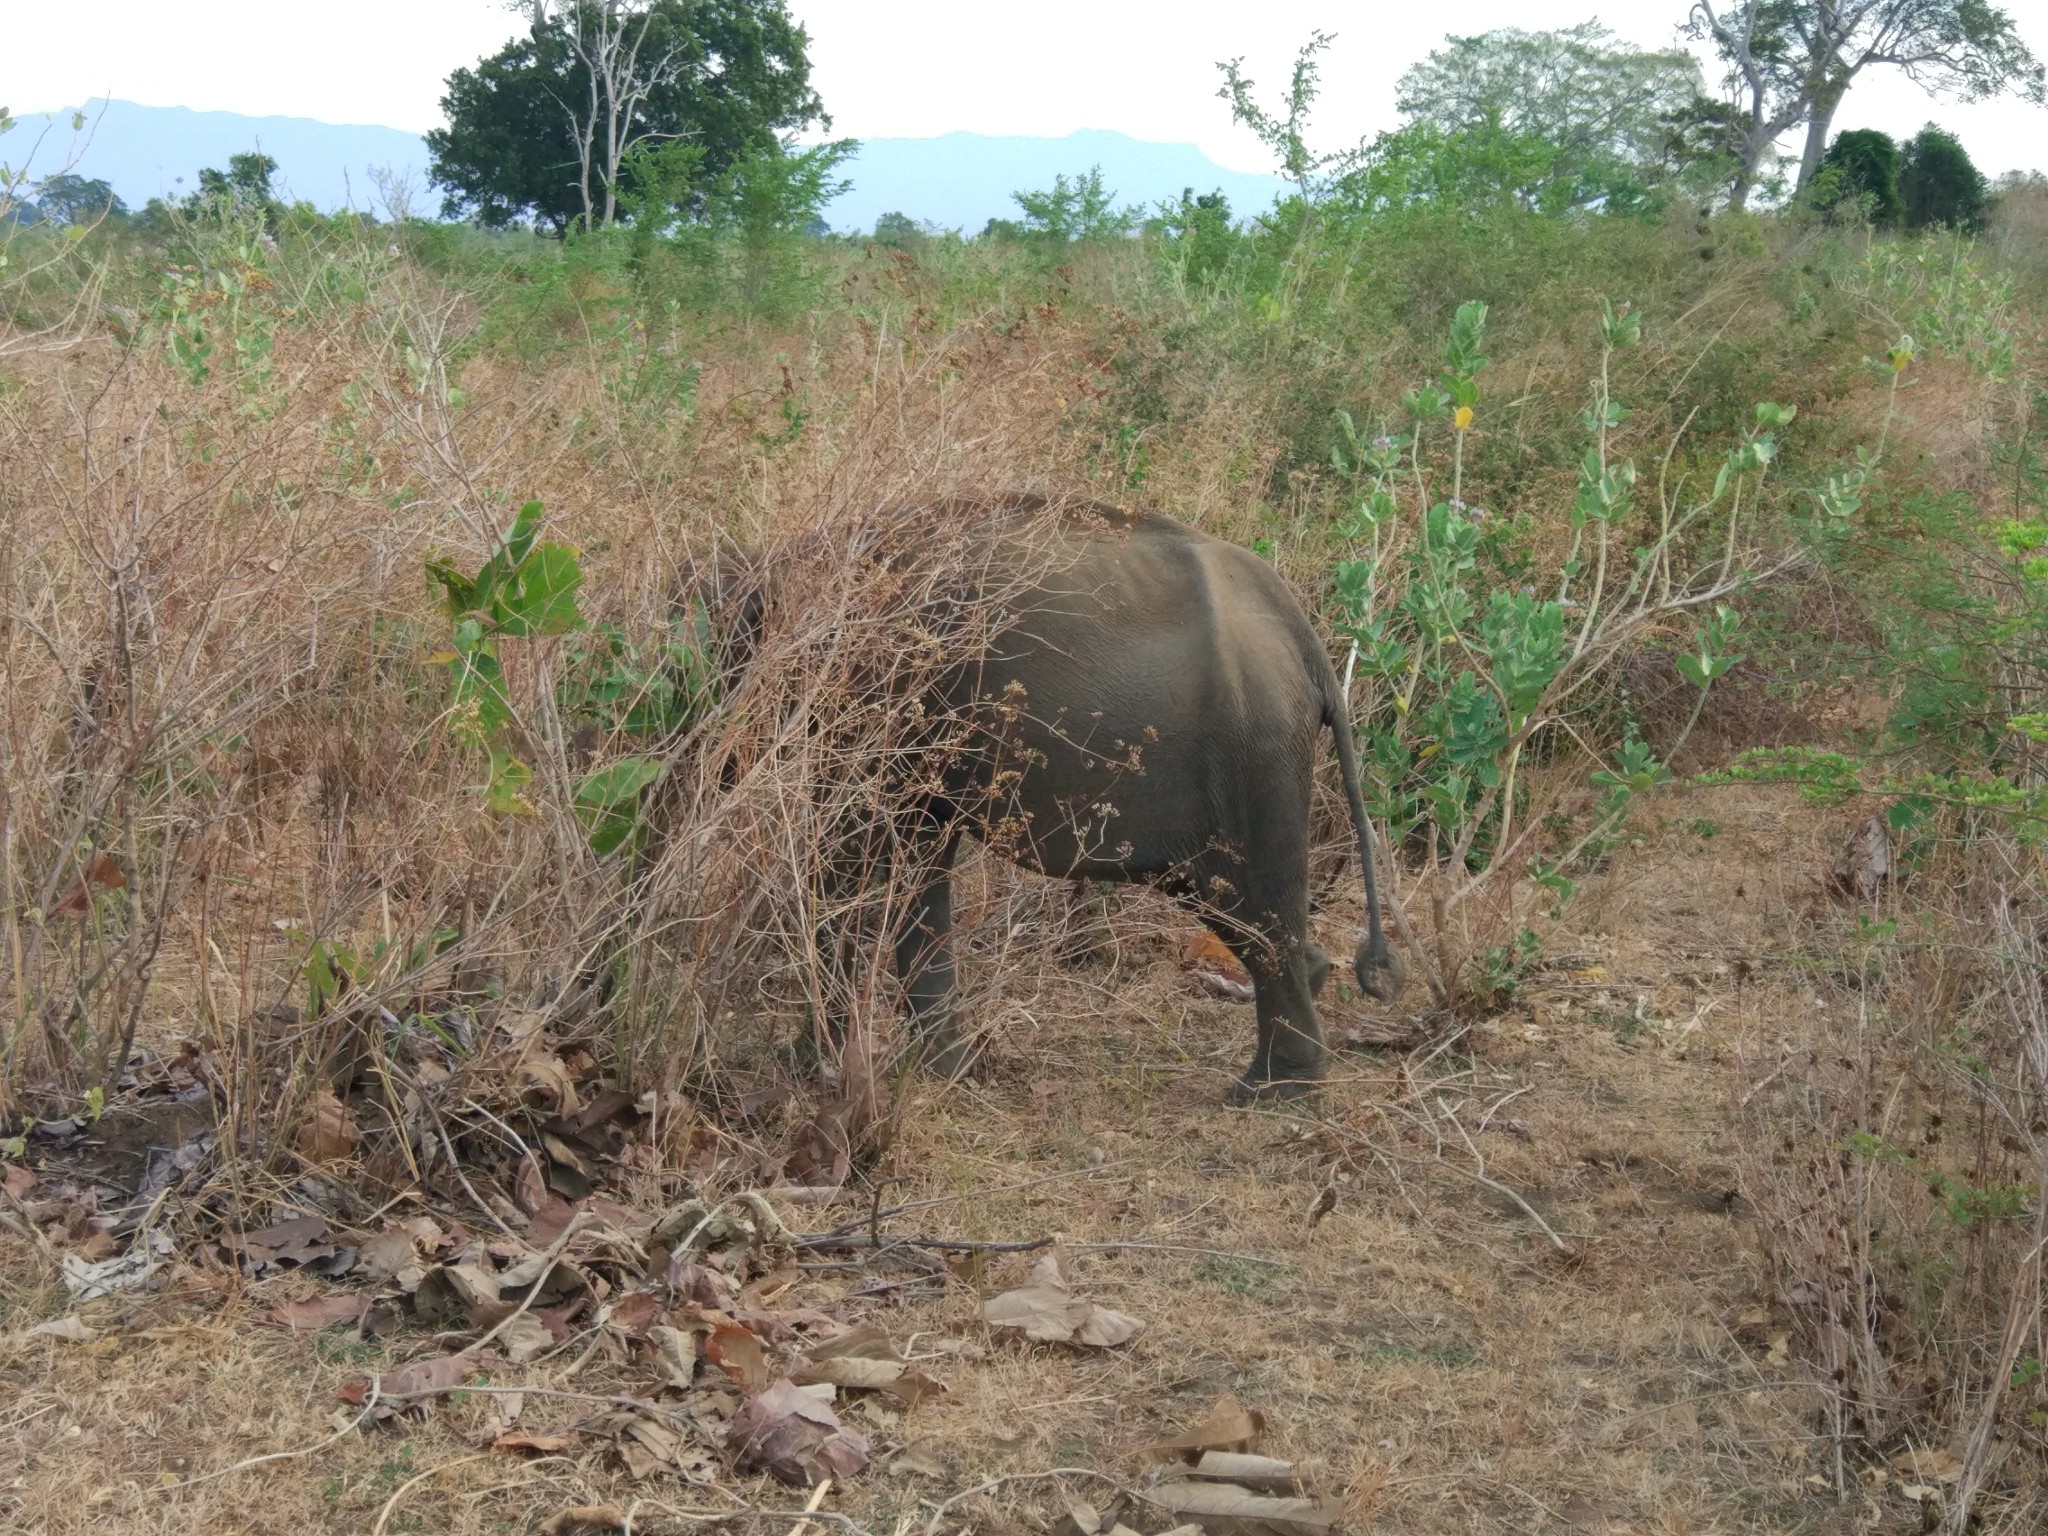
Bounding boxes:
[530,0,692,229]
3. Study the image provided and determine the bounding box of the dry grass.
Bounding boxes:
[5,216,2046,1536]
[2,781,1882,1535]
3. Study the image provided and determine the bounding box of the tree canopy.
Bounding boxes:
[1898,121,1987,228]
[1000,167,1135,245]
[1811,126,1904,222]
[427,0,825,232]
[1690,1,2044,205]
[32,173,126,226]
[1395,23,1727,206]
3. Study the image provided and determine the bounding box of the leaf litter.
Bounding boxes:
[984,1252,1145,1347]
[6,1044,1342,1535]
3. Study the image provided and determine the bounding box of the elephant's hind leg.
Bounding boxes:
[1177,855,1330,1104]
[893,829,974,1076]
[1224,946,1327,1105]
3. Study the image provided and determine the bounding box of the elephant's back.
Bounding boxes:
[982,501,1329,742]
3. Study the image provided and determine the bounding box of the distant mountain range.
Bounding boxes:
[821,130,1289,231]
[9,100,1289,231]
[11,100,433,215]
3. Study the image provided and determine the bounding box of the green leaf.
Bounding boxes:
[485,746,533,815]
[491,542,585,637]
[450,642,512,738]
[576,754,665,810]
[425,555,479,615]
[503,500,545,566]
[575,755,665,855]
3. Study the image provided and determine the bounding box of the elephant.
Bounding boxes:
[704,492,1404,1103]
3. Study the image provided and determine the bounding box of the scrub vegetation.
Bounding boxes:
[4,4,2048,1531]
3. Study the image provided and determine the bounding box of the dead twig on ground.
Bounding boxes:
[821,1161,1129,1237]
[1256,1106,1569,1252]
[153,1374,383,1492]
[469,1209,597,1355]
[371,1450,496,1536]
[921,1469,1133,1536]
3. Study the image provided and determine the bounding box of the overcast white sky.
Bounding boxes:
[7,0,2045,178]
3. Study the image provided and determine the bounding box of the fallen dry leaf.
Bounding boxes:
[1178,929,1251,983]
[3,1163,35,1199]
[727,1378,870,1487]
[228,1214,336,1275]
[269,1294,366,1332]
[668,1258,735,1308]
[609,1409,709,1481]
[985,1256,1143,1348]
[61,1230,173,1301]
[51,852,126,918]
[707,1321,772,1392]
[357,1228,421,1288]
[607,1290,664,1339]
[514,1157,550,1214]
[499,1313,555,1364]
[1189,1453,1316,1496]
[21,1314,94,1344]
[541,1505,629,1535]
[649,1324,701,1388]
[363,1352,478,1401]
[1145,1396,1266,1462]
[890,1438,949,1479]
[445,1260,508,1320]
[796,1326,947,1407]
[1890,1446,1963,1483]
[1189,969,1257,1003]
[296,1089,360,1164]
[1828,813,1892,902]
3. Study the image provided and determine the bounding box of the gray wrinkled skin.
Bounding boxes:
[731,494,1404,1104]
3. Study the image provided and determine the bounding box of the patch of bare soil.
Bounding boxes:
[1,784,1891,1535]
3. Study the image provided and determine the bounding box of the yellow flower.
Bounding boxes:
[1453,405,1474,431]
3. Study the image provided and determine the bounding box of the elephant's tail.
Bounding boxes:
[1324,682,1406,1004]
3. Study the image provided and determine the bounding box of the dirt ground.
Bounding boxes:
[0,781,1911,1536]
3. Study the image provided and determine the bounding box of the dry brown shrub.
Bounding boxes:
[1740,834,2048,1530]
[0,224,1130,1188]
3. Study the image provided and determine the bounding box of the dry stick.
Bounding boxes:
[795,1231,1054,1256]
[798,1230,1290,1269]
[785,1476,833,1536]
[469,1209,598,1358]
[629,1502,875,1536]
[432,1102,526,1245]
[825,1160,1132,1236]
[154,1373,383,1492]
[1259,1107,1566,1253]
[371,1450,495,1536]
[921,1469,1132,1536]
[815,1163,1130,1245]
[1402,1146,1565,1252]
[1069,1241,1291,1268]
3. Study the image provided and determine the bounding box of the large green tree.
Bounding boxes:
[30,173,126,225]
[1898,121,1988,227]
[427,0,825,232]
[1395,23,1729,204]
[1689,1,2043,207]
[1812,125,1904,221]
